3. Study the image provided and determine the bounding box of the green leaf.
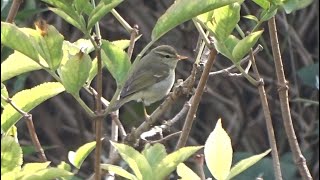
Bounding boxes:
[101,40,131,86]
[260,5,278,22]
[214,35,240,60]
[282,0,313,14]
[1,83,9,107]
[101,164,137,180]
[61,41,82,66]
[19,167,73,180]
[204,119,233,180]
[49,8,83,30]
[1,82,65,133]
[226,149,271,180]
[112,40,131,50]
[21,162,51,173]
[152,0,243,41]
[1,136,23,175]
[59,51,92,95]
[1,22,39,61]
[154,146,203,180]
[252,0,270,9]
[41,0,80,22]
[111,142,152,180]
[297,62,319,89]
[142,143,167,169]
[68,141,97,169]
[87,0,124,30]
[232,30,263,62]
[74,0,94,15]
[1,51,46,82]
[35,23,64,70]
[177,163,201,180]
[57,161,72,172]
[196,2,241,41]
[242,15,259,23]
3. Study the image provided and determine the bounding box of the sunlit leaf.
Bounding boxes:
[154,146,203,180]
[177,163,201,180]
[152,0,242,40]
[204,119,233,180]
[232,30,263,62]
[1,136,23,175]
[68,141,97,169]
[59,51,92,95]
[226,149,271,180]
[87,0,124,30]
[1,82,65,133]
[111,142,152,180]
[1,22,39,61]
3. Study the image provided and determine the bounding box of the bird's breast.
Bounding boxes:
[138,71,175,106]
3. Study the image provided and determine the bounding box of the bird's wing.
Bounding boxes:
[120,62,170,98]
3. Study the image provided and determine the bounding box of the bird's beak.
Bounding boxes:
[177,54,188,60]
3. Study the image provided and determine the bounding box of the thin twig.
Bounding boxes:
[249,50,283,180]
[209,45,263,76]
[127,25,139,60]
[268,16,312,180]
[176,47,217,150]
[1,95,47,162]
[149,131,182,144]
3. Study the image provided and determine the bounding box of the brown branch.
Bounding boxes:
[6,0,23,23]
[1,95,47,162]
[127,25,139,60]
[149,131,182,144]
[194,154,206,180]
[94,32,103,180]
[268,17,313,180]
[249,50,283,180]
[176,47,217,150]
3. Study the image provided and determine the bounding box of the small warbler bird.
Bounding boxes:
[112,45,187,117]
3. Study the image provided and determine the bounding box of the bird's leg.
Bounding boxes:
[141,100,150,121]
[143,104,150,121]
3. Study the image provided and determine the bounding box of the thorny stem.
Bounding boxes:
[249,50,283,180]
[90,1,103,179]
[268,17,312,180]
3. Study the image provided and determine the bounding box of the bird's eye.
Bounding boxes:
[164,55,170,58]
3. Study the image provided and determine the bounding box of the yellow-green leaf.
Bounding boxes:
[111,142,152,180]
[196,2,241,41]
[1,136,23,175]
[1,22,39,61]
[177,163,201,180]
[101,164,137,180]
[232,30,263,62]
[1,51,46,82]
[59,51,92,95]
[68,141,97,169]
[204,119,233,180]
[152,0,242,41]
[154,146,203,180]
[1,82,65,133]
[226,149,271,180]
[101,40,131,86]
[87,0,124,30]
